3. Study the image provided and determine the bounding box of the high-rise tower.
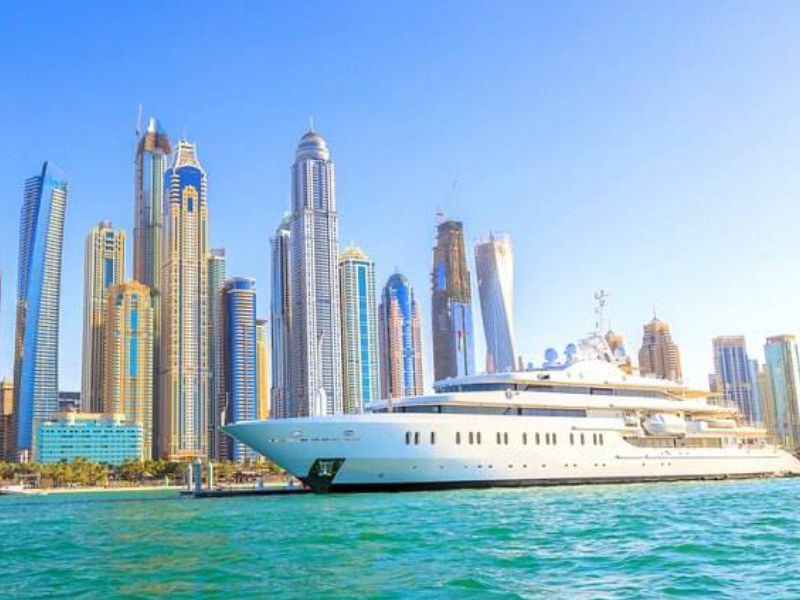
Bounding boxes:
[431,217,475,382]
[289,130,343,416]
[339,247,380,413]
[134,117,170,458]
[218,277,258,462]
[764,335,800,451]
[160,140,210,460]
[711,336,760,424]
[104,281,154,459]
[207,248,227,458]
[256,319,270,420]
[13,162,67,461]
[270,216,292,419]
[474,233,515,374]
[379,273,424,399]
[637,316,682,381]
[81,222,126,412]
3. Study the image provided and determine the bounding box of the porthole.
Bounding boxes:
[414,432,420,445]
[405,432,411,445]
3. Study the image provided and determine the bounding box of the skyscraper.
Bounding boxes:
[256,319,270,420]
[764,335,800,450]
[134,117,170,461]
[339,247,380,413]
[0,379,13,462]
[160,140,210,460]
[289,130,343,416]
[207,248,227,459]
[81,222,126,413]
[474,233,515,374]
[379,273,424,399]
[270,216,292,419]
[104,281,154,460]
[13,162,67,462]
[431,217,475,382]
[711,337,760,424]
[756,362,777,438]
[218,278,258,462]
[637,316,682,381]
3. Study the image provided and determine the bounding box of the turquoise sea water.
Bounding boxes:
[2,479,799,599]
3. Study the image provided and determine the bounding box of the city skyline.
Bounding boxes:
[3,3,800,390]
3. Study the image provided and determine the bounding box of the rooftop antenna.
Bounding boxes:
[309,115,314,132]
[135,103,142,137]
[436,206,445,224]
[594,289,609,334]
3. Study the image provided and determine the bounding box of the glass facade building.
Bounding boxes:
[764,335,800,451]
[81,222,126,413]
[218,278,258,462]
[711,336,761,424]
[256,319,270,420]
[270,216,292,419]
[475,234,516,373]
[34,412,142,465]
[289,131,343,416]
[160,140,210,460]
[431,218,475,383]
[207,248,227,459]
[13,162,68,461]
[379,273,424,399]
[339,247,380,413]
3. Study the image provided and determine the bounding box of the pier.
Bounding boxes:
[182,459,312,499]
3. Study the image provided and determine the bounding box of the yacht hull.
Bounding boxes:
[224,415,800,493]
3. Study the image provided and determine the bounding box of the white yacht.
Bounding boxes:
[225,335,800,493]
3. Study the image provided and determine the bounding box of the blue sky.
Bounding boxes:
[1,1,800,390]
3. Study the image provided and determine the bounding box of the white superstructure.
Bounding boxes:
[225,335,800,492]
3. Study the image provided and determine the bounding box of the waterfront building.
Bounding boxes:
[256,319,270,420]
[34,412,141,466]
[270,216,292,419]
[474,234,515,373]
[0,379,13,461]
[81,222,126,413]
[756,362,778,439]
[160,140,210,460]
[431,217,475,382]
[12,162,68,462]
[289,130,343,416]
[207,248,227,459]
[217,278,258,462]
[711,336,761,424]
[637,316,683,381]
[339,247,380,413]
[764,335,800,450]
[134,118,170,459]
[103,281,154,460]
[379,273,424,399]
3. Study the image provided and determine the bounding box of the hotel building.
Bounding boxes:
[638,316,683,381]
[379,273,424,399]
[474,234,516,373]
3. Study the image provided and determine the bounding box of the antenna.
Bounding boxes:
[594,289,609,334]
[436,206,445,224]
[135,103,142,137]
[309,115,314,132]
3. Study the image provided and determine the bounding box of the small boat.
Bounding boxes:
[0,484,48,496]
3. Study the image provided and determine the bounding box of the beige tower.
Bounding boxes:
[256,319,270,420]
[637,316,682,381]
[160,140,210,460]
[81,222,126,412]
[104,281,154,459]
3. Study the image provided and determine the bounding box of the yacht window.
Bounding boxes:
[477,432,482,444]
[504,433,509,445]
[535,432,541,445]
[414,432,420,445]
[570,433,574,445]
[523,433,528,445]
[545,433,550,445]
[456,432,461,445]
[405,432,411,445]
[592,433,597,445]
[581,433,585,445]
[469,432,474,445]
[553,433,557,445]
[430,432,436,445]
[520,408,587,418]
[496,432,502,445]
[599,434,604,445]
